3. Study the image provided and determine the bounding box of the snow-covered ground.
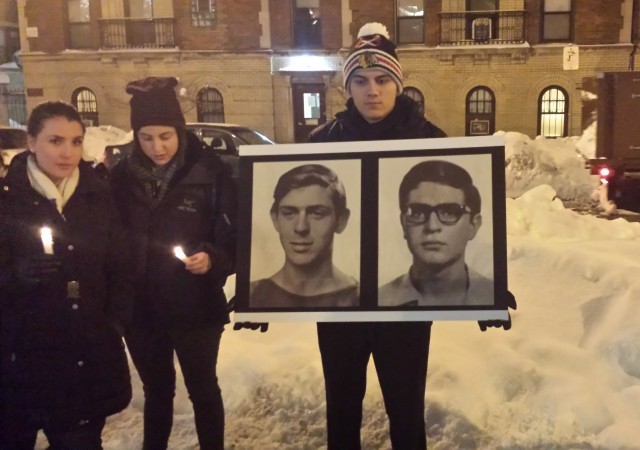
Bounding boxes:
[33,129,640,449]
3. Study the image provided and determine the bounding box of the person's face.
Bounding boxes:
[28,117,84,184]
[349,69,398,124]
[137,125,179,166]
[271,184,350,269]
[401,181,481,270]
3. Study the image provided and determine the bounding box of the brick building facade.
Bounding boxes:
[15,0,640,142]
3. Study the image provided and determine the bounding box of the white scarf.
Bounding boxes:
[26,153,80,214]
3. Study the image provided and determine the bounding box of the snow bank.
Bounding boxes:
[501,130,598,202]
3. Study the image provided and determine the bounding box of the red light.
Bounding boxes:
[599,167,611,177]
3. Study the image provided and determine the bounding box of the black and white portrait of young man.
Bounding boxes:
[249,159,361,309]
[378,154,495,307]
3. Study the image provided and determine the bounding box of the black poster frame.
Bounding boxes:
[234,136,509,322]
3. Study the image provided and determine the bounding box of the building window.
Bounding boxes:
[402,87,425,115]
[468,87,493,114]
[192,0,215,27]
[467,0,498,9]
[197,88,225,123]
[293,0,321,48]
[466,0,498,41]
[542,0,572,42]
[72,88,99,126]
[466,86,495,136]
[130,0,154,18]
[0,29,6,63]
[68,0,91,49]
[538,86,568,137]
[0,28,19,64]
[397,1,424,44]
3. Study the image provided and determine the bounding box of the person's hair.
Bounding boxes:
[398,160,481,216]
[27,101,85,138]
[270,164,348,217]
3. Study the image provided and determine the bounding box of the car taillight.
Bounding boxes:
[598,166,614,184]
[599,167,611,178]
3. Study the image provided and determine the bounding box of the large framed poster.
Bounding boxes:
[234,135,509,322]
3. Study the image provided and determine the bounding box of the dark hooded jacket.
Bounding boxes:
[109,131,237,329]
[0,151,133,429]
[309,95,446,143]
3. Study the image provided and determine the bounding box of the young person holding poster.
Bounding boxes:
[308,23,514,449]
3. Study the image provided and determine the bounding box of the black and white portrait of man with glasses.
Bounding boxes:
[378,158,494,307]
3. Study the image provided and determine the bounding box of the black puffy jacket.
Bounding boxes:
[309,95,446,143]
[0,151,133,428]
[109,131,237,329]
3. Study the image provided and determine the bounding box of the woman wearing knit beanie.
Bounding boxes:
[310,23,443,450]
[109,76,237,450]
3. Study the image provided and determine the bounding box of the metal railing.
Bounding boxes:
[439,10,526,45]
[99,18,176,49]
[2,88,27,126]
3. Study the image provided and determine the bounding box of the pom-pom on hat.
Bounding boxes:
[126,76,186,130]
[343,23,403,96]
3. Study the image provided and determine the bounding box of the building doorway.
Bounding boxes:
[292,83,326,142]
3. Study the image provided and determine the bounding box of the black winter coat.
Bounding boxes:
[309,95,446,143]
[0,151,133,429]
[110,131,237,329]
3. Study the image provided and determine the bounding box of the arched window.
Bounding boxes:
[72,87,98,126]
[538,86,568,137]
[466,86,495,135]
[402,87,425,116]
[197,87,225,123]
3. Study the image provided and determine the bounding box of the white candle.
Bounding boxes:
[173,246,188,263]
[40,227,54,255]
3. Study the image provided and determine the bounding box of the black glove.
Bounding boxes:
[14,254,62,286]
[233,322,269,332]
[478,290,517,332]
[226,296,236,312]
[227,296,269,332]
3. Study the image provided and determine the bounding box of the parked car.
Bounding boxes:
[103,123,275,176]
[0,126,28,178]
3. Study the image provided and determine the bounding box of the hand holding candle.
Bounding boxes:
[40,227,54,255]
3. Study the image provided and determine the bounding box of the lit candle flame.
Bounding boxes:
[40,227,54,255]
[173,246,188,263]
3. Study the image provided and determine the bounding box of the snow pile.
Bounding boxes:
[576,121,597,160]
[501,130,598,202]
[83,126,132,163]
